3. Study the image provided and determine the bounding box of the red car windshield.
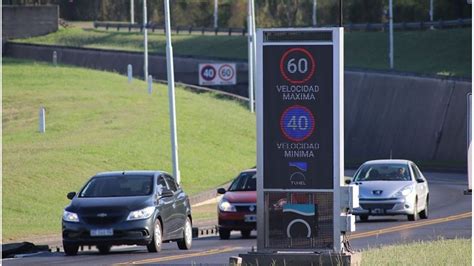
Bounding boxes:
[228,172,256,191]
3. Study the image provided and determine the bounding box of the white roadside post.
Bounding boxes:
[214,0,218,29]
[247,0,255,113]
[148,75,153,94]
[53,51,57,66]
[39,106,46,133]
[143,0,149,82]
[429,0,434,30]
[127,64,133,83]
[389,0,394,69]
[131,0,135,24]
[164,0,181,184]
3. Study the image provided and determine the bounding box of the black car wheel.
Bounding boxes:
[97,244,111,254]
[177,217,193,250]
[219,228,230,240]
[147,219,162,252]
[63,242,79,256]
[359,215,369,222]
[408,199,419,221]
[241,230,251,239]
[419,197,429,219]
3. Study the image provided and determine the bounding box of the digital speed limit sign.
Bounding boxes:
[255,28,344,252]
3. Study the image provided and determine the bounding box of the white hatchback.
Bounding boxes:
[349,160,429,222]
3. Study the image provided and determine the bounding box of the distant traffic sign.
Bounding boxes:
[199,63,237,86]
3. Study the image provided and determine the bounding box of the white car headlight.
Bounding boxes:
[63,210,79,223]
[218,199,236,212]
[395,185,414,197]
[127,206,155,221]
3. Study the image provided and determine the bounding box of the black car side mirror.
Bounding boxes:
[416,178,425,183]
[161,188,174,198]
[67,192,76,200]
[344,180,351,185]
[217,188,226,194]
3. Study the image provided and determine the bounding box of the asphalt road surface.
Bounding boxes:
[3,171,471,265]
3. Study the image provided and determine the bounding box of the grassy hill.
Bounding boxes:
[2,58,256,240]
[16,27,472,77]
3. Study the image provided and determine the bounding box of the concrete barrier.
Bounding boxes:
[4,42,471,171]
[2,6,58,40]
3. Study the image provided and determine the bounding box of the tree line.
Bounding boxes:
[4,0,472,28]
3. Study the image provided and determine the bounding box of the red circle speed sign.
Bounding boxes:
[279,48,316,84]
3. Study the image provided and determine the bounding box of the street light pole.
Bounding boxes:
[247,0,255,113]
[143,0,148,81]
[131,0,134,24]
[388,0,394,69]
[164,0,181,184]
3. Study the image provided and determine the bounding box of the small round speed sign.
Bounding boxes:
[200,65,216,81]
[218,64,235,81]
[279,48,316,84]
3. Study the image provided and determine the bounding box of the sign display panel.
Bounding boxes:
[198,63,237,86]
[256,28,343,252]
[263,45,333,190]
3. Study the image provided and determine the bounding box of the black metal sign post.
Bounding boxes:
[255,28,344,257]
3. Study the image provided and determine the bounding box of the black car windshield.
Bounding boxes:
[228,172,256,191]
[79,175,153,197]
[353,164,411,182]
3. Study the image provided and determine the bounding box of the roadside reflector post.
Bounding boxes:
[39,106,46,133]
[148,75,153,94]
[127,64,133,83]
[52,51,57,66]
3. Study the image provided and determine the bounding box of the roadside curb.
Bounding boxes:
[192,225,218,239]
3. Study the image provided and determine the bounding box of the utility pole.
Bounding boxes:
[388,0,394,69]
[214,0,218,29]
[247,0,255,113]
[131,0,134,24]
[312,0,317,26]
[143,0,148,81]
[164,0,181,184]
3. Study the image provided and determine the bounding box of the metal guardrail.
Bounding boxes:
[94,18,471,35]
[93,21,246,36]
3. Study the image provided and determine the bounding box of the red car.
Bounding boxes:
[217,169,256,239]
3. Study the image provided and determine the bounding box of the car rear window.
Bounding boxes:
[228,172,256,191]
[79,175,153,197]
[353,164,411,182]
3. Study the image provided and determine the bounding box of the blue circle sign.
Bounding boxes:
[280,105,315,142]
[200,65,216,81]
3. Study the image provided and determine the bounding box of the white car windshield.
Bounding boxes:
[353,164,411,182]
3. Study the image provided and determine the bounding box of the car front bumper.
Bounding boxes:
[353,196,416,216]
[62,217,154,246]
[218,211,256,231]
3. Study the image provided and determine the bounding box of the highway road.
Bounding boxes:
[3,171,471,265]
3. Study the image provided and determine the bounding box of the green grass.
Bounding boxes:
[15,27,471,77]
[362,238,471,265]
[2,58,256,240]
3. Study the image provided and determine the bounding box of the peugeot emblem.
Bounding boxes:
[249,205,255,212]
[372,190,383,196]
[97,213,107,217]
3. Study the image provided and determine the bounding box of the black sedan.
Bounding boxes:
[62,171,192,255]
